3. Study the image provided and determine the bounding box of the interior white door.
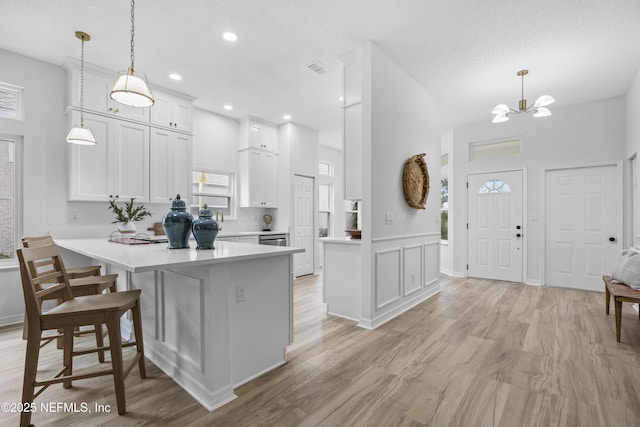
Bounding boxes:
[545,165,620,291]
[294,175,314,277]
[468,170,523,282]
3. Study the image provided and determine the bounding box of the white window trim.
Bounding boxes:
[0,136,22,266]
[191,168,237,220]
[0,82,25,121]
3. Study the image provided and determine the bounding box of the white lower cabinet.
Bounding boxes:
[238,148,278,207]
[149,128,192,204]
[69,110,149,201]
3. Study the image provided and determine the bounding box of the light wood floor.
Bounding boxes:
[3,275,640,426]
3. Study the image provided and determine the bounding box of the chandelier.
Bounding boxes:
[492,70,555,123]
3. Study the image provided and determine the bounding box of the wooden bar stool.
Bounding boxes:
[22,236,118,361]
[17,244,146,427]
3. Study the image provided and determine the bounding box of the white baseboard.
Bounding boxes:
[0,314,23,328]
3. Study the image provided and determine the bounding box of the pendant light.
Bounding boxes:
[110,0,155,107]
[67,31,97,145]
[491,70,555,123]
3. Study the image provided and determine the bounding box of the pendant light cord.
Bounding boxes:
[130,0,136,74]
[80,35,85,126]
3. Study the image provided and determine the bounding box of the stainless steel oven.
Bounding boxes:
[259,234,287,246]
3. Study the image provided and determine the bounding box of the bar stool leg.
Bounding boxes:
[63,326,74,388]
[107,316,126,415]
[20,328,41,427]
[131,300,147,378]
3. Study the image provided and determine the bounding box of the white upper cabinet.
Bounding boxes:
[150,90,194,133]
[69,110,149,202]
[65,61,150,123]
[239,117,278,153]
[149,128,192,204]
[238,148,278,207]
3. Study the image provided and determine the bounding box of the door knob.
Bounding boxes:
[609,237,616,242]
[516,225,521,230]
[516,233,522,238]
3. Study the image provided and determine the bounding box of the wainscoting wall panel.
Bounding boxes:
[403,245,423,296]
[374,248,402,310]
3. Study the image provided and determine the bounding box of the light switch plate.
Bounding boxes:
[385,212,393,225]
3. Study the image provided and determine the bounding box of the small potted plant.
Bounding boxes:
[108,195,152,234]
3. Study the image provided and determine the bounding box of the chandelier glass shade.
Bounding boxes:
[110,0,155,108]
[492,70,555,123]
[67,31,97,145]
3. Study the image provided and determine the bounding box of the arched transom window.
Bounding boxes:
[478,180,511,194]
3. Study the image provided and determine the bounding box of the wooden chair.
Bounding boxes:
[22,235,102,278]
[22,235,118,361]
[17,244,146,427]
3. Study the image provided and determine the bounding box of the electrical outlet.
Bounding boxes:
[411,273,415,283]
[236,285,246,303]
[70,212,79,222]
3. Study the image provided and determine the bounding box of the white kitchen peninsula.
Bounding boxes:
[56,238,303,412]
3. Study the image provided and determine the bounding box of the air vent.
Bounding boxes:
[307,61,330,75]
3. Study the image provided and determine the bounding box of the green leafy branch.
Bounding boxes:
[108,195,152,224]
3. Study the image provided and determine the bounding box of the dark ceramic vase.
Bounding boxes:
[162,194,193,249]
[191,204,219,250]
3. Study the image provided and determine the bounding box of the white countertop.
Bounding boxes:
[57,238,304,273]
[320,237,362,245]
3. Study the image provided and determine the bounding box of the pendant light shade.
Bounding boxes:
[67,31,96,146]
[110,0,155,108]
[66,125,97,145]
[111,69,154,107]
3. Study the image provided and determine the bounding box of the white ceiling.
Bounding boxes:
[2,0,640,133]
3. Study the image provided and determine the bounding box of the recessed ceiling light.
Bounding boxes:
[223,104,233,111]
[222,32,237,42]
[283,114,291,120]
[169,73,182,81]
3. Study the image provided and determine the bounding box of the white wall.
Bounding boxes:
[355,42,442,328]
[627,69,640,159]
[451,96,627,283]
[369,43,442,240]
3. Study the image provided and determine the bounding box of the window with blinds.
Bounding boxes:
[0,82,24,120]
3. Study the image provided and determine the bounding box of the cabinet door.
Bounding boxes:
[150,92,172,128]
[248,124,261,149]
[261,152,278,207]
[150,91,193,132]
[69,111,112,201]
[173,133,192,199]
[247,149,264,207]
[261,125,278,153]
[173,99,193,133]
[112,121,149,201]
[149,129,173,203]
[150,129,192,204]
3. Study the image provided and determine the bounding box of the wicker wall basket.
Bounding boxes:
[402,153,430,209]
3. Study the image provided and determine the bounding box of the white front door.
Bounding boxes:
[294,175,314,277]
[545,165,620,292]
[468,170,524,283]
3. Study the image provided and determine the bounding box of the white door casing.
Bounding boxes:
[545,164,620,292]
[467,170,524,283]
[294,175,314,277]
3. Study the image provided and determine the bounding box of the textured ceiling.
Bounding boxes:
[1,0,639,133]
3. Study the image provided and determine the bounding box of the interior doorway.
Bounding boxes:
[467,170,524,283]
[293,174,314,277]
[545,164,621,292]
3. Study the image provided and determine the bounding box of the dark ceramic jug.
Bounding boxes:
[162,194,193,249]
[192,204,220,250]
